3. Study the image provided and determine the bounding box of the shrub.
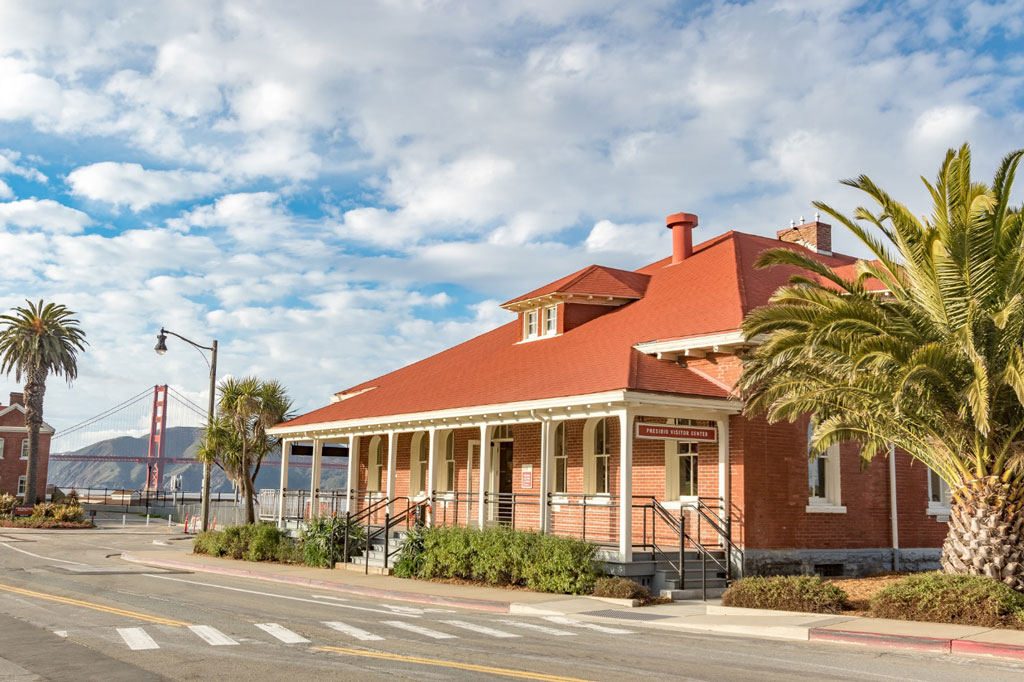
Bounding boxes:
[31,502,56,519]
[523,533,602,595]
[244,523,287,562]
[869,572,1024,628]
[52,503,84,523]
[193,530,227,557]
[301,516,364,567]
[0,493,15,517]
[593,576,654,604]
[392,523,426,578]
[408,525,603,595]
[722,576,849,614]
[193,523,298,563]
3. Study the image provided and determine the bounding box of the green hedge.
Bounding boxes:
[193,523,301,563]
[592,576,656,604]
[300,516,365,567]
[869,573,1024,628]
[395,525,603,595]
[722,576,849,614]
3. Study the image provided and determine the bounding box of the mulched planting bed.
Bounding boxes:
[0,519,94,529]
[826,572,907,614]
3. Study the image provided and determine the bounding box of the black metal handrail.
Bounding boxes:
[483,491,538,529]
[363,497,428,573]
[547,493,620,544]
[430,490,478,527]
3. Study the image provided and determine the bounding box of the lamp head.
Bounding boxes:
[155,331,168,355]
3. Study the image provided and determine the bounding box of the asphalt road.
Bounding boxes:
[1,517,1023,681]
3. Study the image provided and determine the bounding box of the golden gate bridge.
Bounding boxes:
[49,385,345,491]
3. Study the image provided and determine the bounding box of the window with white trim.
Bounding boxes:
[586,418,610,495]
[928,468,951,511]
[368,437,383,491]
[553,422,567,494]
[543,306,557,335]
[806,421,843,510]
[442,432,455,492]
[21,439,28,459]
[664,419,710,500]
[17,475,26,497]
[525,310,539,339]
[413,434,428,496]
[0,438,4,459]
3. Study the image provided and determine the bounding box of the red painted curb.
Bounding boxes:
[809,628,951,653]
[951,639,1024,660]
[121,553,511,613]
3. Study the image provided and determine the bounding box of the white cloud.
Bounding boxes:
[0,180,11,199]
[67,162,225,211]
[0,149,47,183]
[0,199,92,234]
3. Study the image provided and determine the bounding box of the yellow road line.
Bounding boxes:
[314,646,596,681]
[0,583,189,627]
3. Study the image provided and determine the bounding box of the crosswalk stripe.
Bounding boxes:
[255,623,309,644]
[383,620,457,639]
[323,621,384,641]
[498,620,577,636]
[441,620,520,638]
[542,616,634,635]
[118,627,159,650]
[188,625,239,646]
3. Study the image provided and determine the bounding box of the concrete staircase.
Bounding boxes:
[620,549,729,600]
[341,527,406,574]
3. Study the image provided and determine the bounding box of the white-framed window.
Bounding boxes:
[553,422,567,494]
[525,310,539,339]
[664,418,707,500]
[412,433,429,497]
[584,418,611,495]
[21,439,28,459]
[442,432,455,492]
[0,438,4,459]
[543,306,557,335]
[492,424,513,440]
[928,468,951,513]
[806,421,844,512]
[368,436,383,492]
[17,475,26,497]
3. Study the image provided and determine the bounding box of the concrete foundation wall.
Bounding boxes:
[743,547,941,577]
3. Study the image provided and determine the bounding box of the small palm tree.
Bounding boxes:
[199,376,292,524]
[738,144,1024,589]
[0,300,87,504]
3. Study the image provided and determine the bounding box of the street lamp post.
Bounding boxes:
[155,327,218,532]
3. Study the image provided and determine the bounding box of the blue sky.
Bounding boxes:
[1,0,1022,433]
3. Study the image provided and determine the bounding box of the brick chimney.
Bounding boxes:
[666,212,699,264]
[777,217,832,255]
[8,392,23,406]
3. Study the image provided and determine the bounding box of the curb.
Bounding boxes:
[120,553,512,613]
[810,628,1024,661]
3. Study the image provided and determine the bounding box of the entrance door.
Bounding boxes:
[497,441,514,525]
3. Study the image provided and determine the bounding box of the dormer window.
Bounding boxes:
[525,310,539,339]
[544,306,557,335]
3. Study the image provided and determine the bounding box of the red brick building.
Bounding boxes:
[0,392,54,501]
[268,215,949,588]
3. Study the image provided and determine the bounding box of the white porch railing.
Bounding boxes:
[258,489,348,521]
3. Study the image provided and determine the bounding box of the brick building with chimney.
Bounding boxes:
[0,391,54,501]
[267,215,949,594]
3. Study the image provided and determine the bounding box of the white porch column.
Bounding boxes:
[538,419,551,533]
[385,430,398,514]
[277,439,290,527]
[425,427,437,526]
[618,409,633,561]
[716,417,731,538]
[346,435,360,516]
[476,424,492,529]
[309,438,323,519]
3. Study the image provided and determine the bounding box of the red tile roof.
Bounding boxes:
[279,231,863,428]
[502,264,650,307]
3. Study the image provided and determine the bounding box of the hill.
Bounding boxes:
[48,426,347,493]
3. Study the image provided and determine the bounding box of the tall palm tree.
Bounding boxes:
[0,300,87,504]
[199,376,292,524]
[738,144,1024,589]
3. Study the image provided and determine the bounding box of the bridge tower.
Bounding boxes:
[144,385,169,491]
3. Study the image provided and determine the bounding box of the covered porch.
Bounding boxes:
[267,390,742,567]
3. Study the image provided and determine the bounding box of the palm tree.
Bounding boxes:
[199,376,292,524]
[738,144,1024,589]
[0,300,87,504]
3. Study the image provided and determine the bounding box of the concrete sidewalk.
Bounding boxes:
[120,544,1024,662]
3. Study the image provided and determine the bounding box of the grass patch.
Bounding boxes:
[869,572,1024,629]
[722,576,848,614]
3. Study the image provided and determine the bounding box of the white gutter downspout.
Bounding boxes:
[530,409,552,533]
[888,444,900,571]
